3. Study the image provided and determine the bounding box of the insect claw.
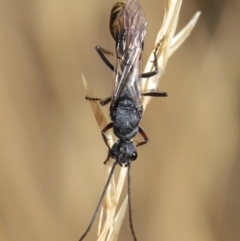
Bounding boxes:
[103,150,111,164]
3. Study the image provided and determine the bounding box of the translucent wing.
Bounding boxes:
[110,0,147,114]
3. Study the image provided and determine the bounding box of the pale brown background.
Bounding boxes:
[0,0,239,241]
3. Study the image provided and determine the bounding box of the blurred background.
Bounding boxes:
[0,0,239,241]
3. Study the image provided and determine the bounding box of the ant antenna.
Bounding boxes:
[79,160,118,241]
[128,163,137,241]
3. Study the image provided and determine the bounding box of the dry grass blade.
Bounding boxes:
[142,0,201,109]
[169,11,201,57]
[106,196,128,241]
[97,167,127,241]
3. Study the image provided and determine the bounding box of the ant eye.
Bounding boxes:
[131,152,138,161]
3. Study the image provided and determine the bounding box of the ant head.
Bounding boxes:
[110,140,138,167]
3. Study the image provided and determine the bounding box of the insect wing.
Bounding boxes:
[111,0,147,112]
[112,46,143,109]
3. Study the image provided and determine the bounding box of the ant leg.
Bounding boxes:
[95,46,115,72]
[142,91,168,97]
[102,122,114,163]
[141,36,164,78]
[86,46,114,106]
[141,37,168,97]
[102,122,113,148]
[136,126,149,148]
[85,96,112,106]
[95,46,120,78]
[141,48,159,78]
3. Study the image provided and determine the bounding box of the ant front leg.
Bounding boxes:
[101,122,114,163]
[136,126,149,148]
[95,46,115,72]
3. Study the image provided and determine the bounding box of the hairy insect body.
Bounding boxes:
[111,91,141,142]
